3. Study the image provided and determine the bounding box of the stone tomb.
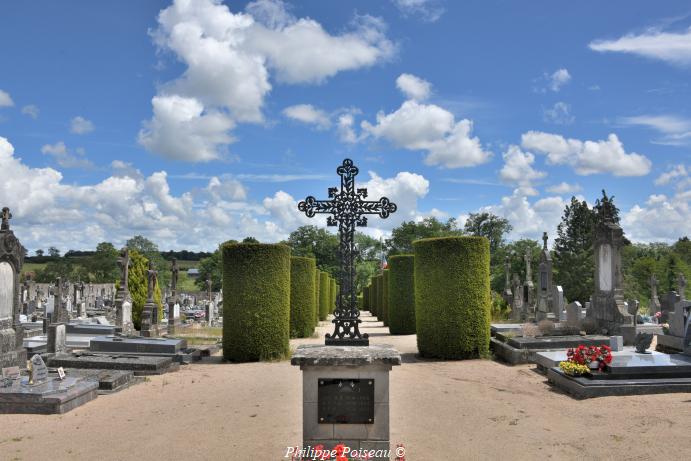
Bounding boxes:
[88,335,199,363]
[48,352,178,376]
[0,354,98,414]
[0,207,27,369]
[292,345,400,460]
[491,333,610,365]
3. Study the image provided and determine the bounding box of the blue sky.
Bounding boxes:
[0,0,690,252]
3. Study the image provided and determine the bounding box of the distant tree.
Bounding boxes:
[48,246,60,258]
[34,259,74,283]
[492,239,541,294]
[88,242,119,283]
[242,236,259,243]
[286,225,339,276]
[388,218,463,255]
[196,250,222,291]
[35,249,44,257]
[126,235,169,288]
[463,213,512,253]
[673,237,691,266]
[553,197,594,304]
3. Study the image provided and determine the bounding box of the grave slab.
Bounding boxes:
[0,376,98,414]
[47,352,178,375]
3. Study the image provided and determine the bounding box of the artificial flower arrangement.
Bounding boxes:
[559,344,613,375]
[559,361,590,376]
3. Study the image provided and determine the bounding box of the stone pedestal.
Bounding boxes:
[291,345,401,461]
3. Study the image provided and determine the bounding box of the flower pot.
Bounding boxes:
[589,360,600,371]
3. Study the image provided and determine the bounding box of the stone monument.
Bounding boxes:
[0,207,27,368]
[115,248,133,334]
[649,274,661,314]
[167,258,181,334]
[503,255,512,304]
[140,261,159,338]
[536,232,555,321]
[523,250,535,319]
[587,211,634,341]
[510,273,523,321]
[293,160,400,458]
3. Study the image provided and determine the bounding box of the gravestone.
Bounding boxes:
[167,259,181,334]
[0,208,27,368]
[511,273,523,321]
[553,285,565,320]
[29,354,49,384]
[140,261,159,337]
[565,301,582,328]
[536,233,554,321]
[523,250,535,317]
[47,323,66,354]
[649,275,661,314]
[503,256,512,304]
[115,248,134,333]
[588,213,634,341]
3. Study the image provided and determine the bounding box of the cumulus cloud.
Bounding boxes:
[140,0,394,162]
[535,68,571,93]
[546,182,582,195]
[619,114,691,146]
[521,131,651,176]
[543,101,574,125]
[0,90,14,107]
[589,27,691,67]
[282,104,331,129]
[361,100,491,168]
[21,104,39,119]
[70,116,94,134]
[41,141,94,169]
[654,164,691,190]
[622,191,691,243]
[499,145,546,188]
[396,73,431,101]
[391,0,445,23]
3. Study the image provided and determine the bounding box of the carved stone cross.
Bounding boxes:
[1,207,11,231]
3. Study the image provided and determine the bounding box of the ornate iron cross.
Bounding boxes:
[298,158,397,345]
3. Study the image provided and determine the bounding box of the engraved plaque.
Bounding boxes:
[318,378,374,424]
[0,261,14,320]
[599,244,612,291]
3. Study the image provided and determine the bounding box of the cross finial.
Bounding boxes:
[1,207,11,231]
[542,232,548,250]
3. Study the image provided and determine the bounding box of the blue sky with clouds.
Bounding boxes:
[0,0,689,252]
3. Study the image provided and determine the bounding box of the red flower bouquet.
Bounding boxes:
[566,344,612,371]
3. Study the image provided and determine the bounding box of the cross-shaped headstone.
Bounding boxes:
[542,232,548,250]
[298,158,397,345]
[146,261,157,303]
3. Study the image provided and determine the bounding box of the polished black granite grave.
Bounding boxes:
[547,353,691,398]
[0,376,98,414]
[66,323,116,336]
[492,334,611,365]
[90,335,186,354]
[47,352,179,375]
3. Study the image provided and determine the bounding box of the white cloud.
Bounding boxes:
[40,141,94,169]
[282,104,331,129]
[499,145,546,188]
[141,0,394,162]
[0,90,14,107]
[392,0,445,23]
[396,73,431,101]
[654,164,691,191]
[337,112,359,143]
[543,102,574,125]
[589,27,691,67]
[21,104,39,119]
[535,68,571,93]
[622,190,691,243]
[480,188,567,241]
[619,114,691,146]
[521,131,651,176]
[546,182,582,195]
[70,116,94,134]
[361,100,491,168]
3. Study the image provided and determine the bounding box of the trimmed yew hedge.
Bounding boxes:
[313,269,320,328]
[290,257,316,338]
[376,274,384,320]
[363,285,370,312]
[388,255,416,335]
[413,236,491,359]
[382,269,390,326]
[319,271,330,321]
[222,243,290,362]
[330,278,337,313]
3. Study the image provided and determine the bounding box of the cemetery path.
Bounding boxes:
[1,313,690,460]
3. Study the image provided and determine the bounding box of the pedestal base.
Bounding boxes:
[292,344,401,461]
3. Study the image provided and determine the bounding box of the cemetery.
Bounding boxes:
[1,1,691,459]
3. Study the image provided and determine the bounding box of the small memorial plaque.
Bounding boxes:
[1,366,20,380]
[318,378,374,424]
[57,367,66,380]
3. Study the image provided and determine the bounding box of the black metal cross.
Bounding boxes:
[298,158,397,345]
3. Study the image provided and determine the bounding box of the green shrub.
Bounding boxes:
[313,269,320,328]
[414,236,491,359]
[290,257,317,338]
[222,243,290,362]
[319,272,330,320]
[375,274,384,320]
[370,277,377,317]
[382,269,390,326]
[388,255,416,335]
[363,284,370,312]
[128,249,162,331]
